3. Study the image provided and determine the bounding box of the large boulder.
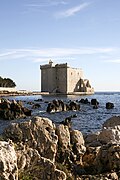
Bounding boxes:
[69,101,80,111]
[0,140,18,180]
[3,116,58,162]
[98,126,120,144]
[91,99,99,106]
[93,144,120,173]
[0,98,31,120]
[46,100,80,113]
[98,116,120,144]
[70,130,86,164]
[17,147,66,180]
[106,102,114,109]
[56,125,70,150]
[102,116,120,128]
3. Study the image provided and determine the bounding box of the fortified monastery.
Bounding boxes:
[40,60,94,95]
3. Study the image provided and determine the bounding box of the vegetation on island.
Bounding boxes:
[0,76,16,87]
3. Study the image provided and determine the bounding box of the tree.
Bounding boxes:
[0,76,16,87]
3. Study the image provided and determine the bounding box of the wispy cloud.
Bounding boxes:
[24,0,68,14]
[0,47,115,63]
[104,59,120,64]
[55,2,91,18]
[26,0,68,7]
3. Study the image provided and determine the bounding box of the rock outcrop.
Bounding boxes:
[0,116,120,179]
[0,140,18,180]
[0,98,31,120]
[46,99,80,113]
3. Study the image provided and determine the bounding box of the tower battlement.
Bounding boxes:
[40,61,94,94]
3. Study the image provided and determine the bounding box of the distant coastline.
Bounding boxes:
[0,91,94,97]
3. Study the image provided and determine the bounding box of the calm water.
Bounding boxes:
[0,92,120,134]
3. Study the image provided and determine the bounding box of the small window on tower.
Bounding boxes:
[71,72,72,75]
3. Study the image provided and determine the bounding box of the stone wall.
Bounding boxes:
[67,67,83,93]
[40,61,94,94]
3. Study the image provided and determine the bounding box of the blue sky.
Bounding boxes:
[0,0,120,91]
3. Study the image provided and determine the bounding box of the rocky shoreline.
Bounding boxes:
[0,90,50,97]
[0,97,119,179]
[0,111,120,179]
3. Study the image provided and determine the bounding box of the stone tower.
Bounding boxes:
[40,61,94,94]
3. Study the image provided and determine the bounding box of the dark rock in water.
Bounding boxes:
[80,98,90,104]
[46,100,80,113]
[32,103,41,109]
[34,98,43,102]
[22,107,32,116]
[47,102,56,113]
[91,99,99,106]
[0,98,32,120]
[93,105,98,109]
[27,101,34,105]
[69,101,80,111]
[106,102,114,109]
[60,116,72,127]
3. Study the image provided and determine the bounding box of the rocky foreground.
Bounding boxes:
[0,115,120,180]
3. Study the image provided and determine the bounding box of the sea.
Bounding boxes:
[0,91,120,135]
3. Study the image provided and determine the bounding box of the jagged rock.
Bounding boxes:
[98,126,120,144]
[91,99,99,106]
[106,102,114,109]
[70,130,86,163]
[32,103,41,109]
[0,98,31,120]
[83,146,101,174]
[3,116,58,162]
[79,98,90,104]
[46,100,80,113]
[0,140,18,180]
[22,107,32,116]
[71,130,85,146]
[56,125,70,149]
[107,144,120,171]
[18,148,66,180]
[97,116,120,144]
[69,101,80,111]
[77,172,118,180]
[93,144,120,173]
[1,115,120,179]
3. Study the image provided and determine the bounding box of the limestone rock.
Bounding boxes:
[71,130,86,163]
[0,140,18,180]
[18,148,66,180]
[107,144,120,171]
[0,98,31,120]
[93,144,120,173]
[71,130,85,146]
[3,116,58,162]
[56,124,70,149]
[98,126,120,144]
[103,116,120,128]
[84,132,101,147]
[83,146,101,174]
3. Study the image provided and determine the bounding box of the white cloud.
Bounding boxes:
[55,2,90,18]
[25,0,67,9]
[0,47,115,63]
[105,59,120,63]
